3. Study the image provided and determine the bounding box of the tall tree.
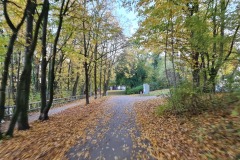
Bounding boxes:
[6,0,48,136]
[39,0,49,120]
[0,0,29,137]
[39,0,71,120]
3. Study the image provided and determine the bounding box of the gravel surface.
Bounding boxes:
[67,95,157,160]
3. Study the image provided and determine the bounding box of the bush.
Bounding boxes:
[158,82,240,116]
[158,82,209,115]
[126,85,143,95]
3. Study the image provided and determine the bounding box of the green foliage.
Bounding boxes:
[157,82,210,115]
[126,85,143,95]
[115,49,148,88]
[158,81,240,115]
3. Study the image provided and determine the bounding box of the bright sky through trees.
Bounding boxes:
[113,3,138,37]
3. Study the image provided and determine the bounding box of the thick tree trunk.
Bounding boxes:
[39,0,49,120]
[6,0,46,136]
[17,57,32,130]
[17,0,37,130]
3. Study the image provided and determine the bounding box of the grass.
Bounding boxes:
[143,89,170,96]
[106,89,170,96]
[107,90,126,95]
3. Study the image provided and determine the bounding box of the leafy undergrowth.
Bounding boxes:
[134,98,240,160]
[0,97,110,159]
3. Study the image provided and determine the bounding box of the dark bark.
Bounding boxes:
[82,0,90,104]
[17,51,21,84]
[94,43,98,99]
[41,0,70,120]
[0,0,29,137]
[39,0,49,120]
[72,73,79,97]
[192,52,200,88]
[207,0,227,92]
[84,61,90,104]
[6,0,46,136]
[10,56,16,103]
[16,0,37,130]
[99,56,103,97]
[34,58,40,91]
[67,60,71,91]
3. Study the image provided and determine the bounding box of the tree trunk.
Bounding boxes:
[10,55,16,103]
[201,53,208,92]
[39,0,49,120]
[102,67,106,96]
[94,43,98,99]
[0,0,29,136]
[67,60,71,91]
[0,33,18,131]
[170,13,177,88]
[6,0,46,136]
[192,52,200,88]
[72,73,79,97]
[41,0,69,120]
[17,51,21,84]
[17,0,37,130]
[99,56,103,97]
[34,58,40,92]
[84,61,90,104]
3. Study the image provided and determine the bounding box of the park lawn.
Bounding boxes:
[134,97,240,160]
[107,88,170,96]
[107,90,126,95]
[148,89,170,96]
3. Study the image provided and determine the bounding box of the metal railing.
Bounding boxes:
[4,95,85,118]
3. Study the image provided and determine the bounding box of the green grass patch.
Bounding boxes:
[107,90,126,95]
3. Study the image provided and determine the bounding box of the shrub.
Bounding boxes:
[126,85,143,95]
[158,82,240,116]
[158,82,209,115]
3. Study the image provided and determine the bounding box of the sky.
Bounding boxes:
[112,3,139,37]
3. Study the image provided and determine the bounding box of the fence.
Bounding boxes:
[4,95,85,118]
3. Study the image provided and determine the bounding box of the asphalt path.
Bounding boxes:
[67,96,157,160]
